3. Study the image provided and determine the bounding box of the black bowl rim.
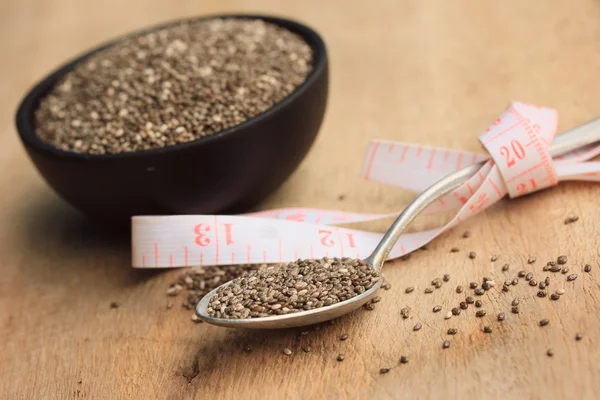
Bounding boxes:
[15,13,328,161]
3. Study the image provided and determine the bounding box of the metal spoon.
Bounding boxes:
[196,117,600,329]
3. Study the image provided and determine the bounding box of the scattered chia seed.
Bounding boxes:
[451,308,461,316]
[443,341,451,349]
[443,274,451,282]
[447,328,458,335]
[557,256,568,265]
[475,300,483,308]
[371,296,382,303]
[564,216,579,224]
[401,308,410,319]
[475,310,486,317]
[502,264,509,272]
[434,280,443,289]
[459,302,468,310]
[539,281,547,289]
[424,288,434,294]
[543,265,549,272]
[474,288,485,296]
[400,355,409,364]
[283,348,292,356]
[550,293,560,301]
[548,261,557,267]
[340,334,349,341]
[512,298,520,307]
[528,257,536,264]
[483,326,492,333]
[497,312,505,321]
[556,288,565,295]
[562,267,570,275]
[364,302,375,311]
[482,282,491,291]
[525,272,533,281]
[502,284,510,292]
[35,18,313,154]
[445,311,453,320]
[547,349,554,357]
[207,258,379,319]
[518,271,526,278]
[302,346,312,353]
[337,354,345,361]
[567,274,578,282]
[545,277,551,286]
[109,302,120,309]
[529,279,538,287]
[456,285,464,294]
[491,255,499,262]
[413,323,422,331]
[584,264,592,273]
[537,290,547,298]
[465,296,475,304]
[469,282,478,289]
[380,367,392,374]
[576,333,583,341]
[433,305,442,313]
[511,306,519,314]
[511,278,519,286]
[463,231,471,238]
[450,248,460,253]
[539,319,549,327]
[167,284,183,297]
[382,282,392,290]
[550,265,562,273]
[191,314,203,323]
[468,252,477,259]
[405,286,415,294]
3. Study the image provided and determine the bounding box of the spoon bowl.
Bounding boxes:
[196,275,382,329]
[15,14,328,223]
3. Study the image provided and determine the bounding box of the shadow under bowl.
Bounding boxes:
[15,14,329,223]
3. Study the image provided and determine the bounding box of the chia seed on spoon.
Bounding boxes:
[206,257,380,319]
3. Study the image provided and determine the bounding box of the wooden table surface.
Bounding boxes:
[2,0,600,399]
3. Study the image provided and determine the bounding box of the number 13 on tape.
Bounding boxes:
[132,215,398,268]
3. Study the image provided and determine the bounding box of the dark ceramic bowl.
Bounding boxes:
[15,14,328,222]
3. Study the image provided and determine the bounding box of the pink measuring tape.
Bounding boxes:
[131,102,600,268]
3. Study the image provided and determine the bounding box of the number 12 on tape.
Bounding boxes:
[131,215,393,268]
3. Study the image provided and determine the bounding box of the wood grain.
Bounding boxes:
[1,0,600,399]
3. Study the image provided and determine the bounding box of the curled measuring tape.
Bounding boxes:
[131,102,600,268]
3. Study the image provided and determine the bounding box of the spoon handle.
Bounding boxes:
[364,117,600,269]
